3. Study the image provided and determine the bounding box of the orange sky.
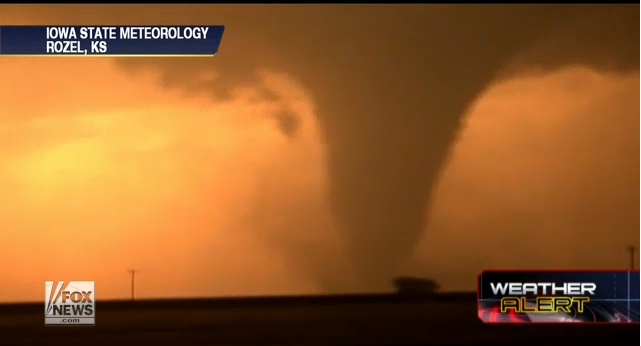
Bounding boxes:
[0,58,336,300]
[0,57,637,301]
[411,67,639,289]
[0,5,638,302]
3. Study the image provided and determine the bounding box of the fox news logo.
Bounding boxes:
[45,281,95,326]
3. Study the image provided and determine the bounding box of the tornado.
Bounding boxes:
[23,4,639,292]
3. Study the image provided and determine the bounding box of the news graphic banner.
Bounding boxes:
[478,270,640,324]
[45,281,95,326]
[0,26,225,56]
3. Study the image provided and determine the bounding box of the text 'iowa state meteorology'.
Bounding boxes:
[0,25,225,56]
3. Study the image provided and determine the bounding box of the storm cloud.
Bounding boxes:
[1,5,638,293]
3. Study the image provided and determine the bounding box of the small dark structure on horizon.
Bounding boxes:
[392,277,440,296]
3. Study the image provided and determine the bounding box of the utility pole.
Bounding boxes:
[627,246,637,270]
[128,269,138,301]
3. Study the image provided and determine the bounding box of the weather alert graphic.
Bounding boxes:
[477,270,640,324]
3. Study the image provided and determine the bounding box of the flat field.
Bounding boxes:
[0,294,636,345]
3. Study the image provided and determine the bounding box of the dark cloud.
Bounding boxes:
[4,5,638,291]
[272,109,300,139]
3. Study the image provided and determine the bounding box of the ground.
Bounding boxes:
[0,294,636,345]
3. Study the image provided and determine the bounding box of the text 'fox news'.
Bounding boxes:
[478,270,640,324]
[45,281,95,326]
